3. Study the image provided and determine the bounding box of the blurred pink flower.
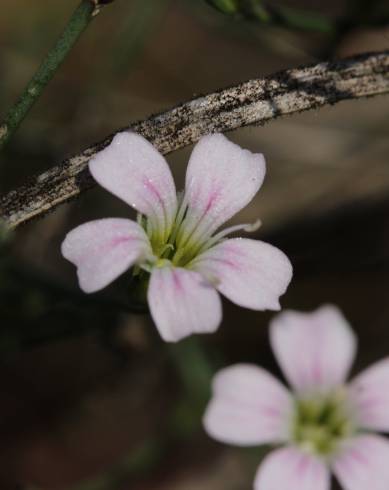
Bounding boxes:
[204,305,389,490]
[61,132,292,342]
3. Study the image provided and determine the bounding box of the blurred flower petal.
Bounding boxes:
[203,364,294,446]
[270,305,357,394]
[254,447,330,490]
[348,358,389,432]
[332,435,389,490]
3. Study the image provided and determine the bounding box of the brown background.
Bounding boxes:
[0,1,389,489]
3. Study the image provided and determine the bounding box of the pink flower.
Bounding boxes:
[203,305,389,490]
[61,132,292,342]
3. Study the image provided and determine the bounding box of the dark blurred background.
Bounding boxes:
[0,1,389,489]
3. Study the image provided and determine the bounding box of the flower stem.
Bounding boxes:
[0,0,113,150]
[206,0,335,33]
[206,0,389,34]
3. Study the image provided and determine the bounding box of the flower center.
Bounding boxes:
[292,390,354,456]
[152,231,202,268]
[139,198,214,268]
[139,192,260,269]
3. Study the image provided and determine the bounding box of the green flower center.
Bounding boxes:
[139,203,211,268]
[151,231,203,268]
[138,194,260,270]
[292,391,354,456]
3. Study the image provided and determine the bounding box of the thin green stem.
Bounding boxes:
[206,0,335,32]
[0,0,112,150]
[205,0,389,33]
[169,337,214,406]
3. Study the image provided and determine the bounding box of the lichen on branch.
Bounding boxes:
[1,50,389,229]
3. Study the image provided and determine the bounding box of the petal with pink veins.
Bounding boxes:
[348,357,389,432]
[254,446,330,490]
[61,218,152,293]
[332,435,389,490]
[191,238,292,311]
[270,305,357,394]
[178,134,266,246]
[147,266,222,342]
[203,364,294,446]
[89,132,177,240]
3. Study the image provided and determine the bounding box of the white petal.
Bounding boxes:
[254,447,330,490]
[61,218,151,293]
[191,238,292,311]
[270,305,357,394]
[89,132,177,240]
[203,364,294,446]
[348,358,389,432]
[147,266,222,342]
[332,435,389,490]
[178,133,266,245]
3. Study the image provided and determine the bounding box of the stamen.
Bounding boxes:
[195,219,262,256]
[175,212,203,249]
[178,215,214,250]
[210,219,262,243]
[175,200,220,251]
[160,243,175,258]
[175,191,188,229]
[167,191,188,245]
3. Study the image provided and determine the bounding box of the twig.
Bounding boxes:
[0,0,115,150]
[1,50,389,228]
